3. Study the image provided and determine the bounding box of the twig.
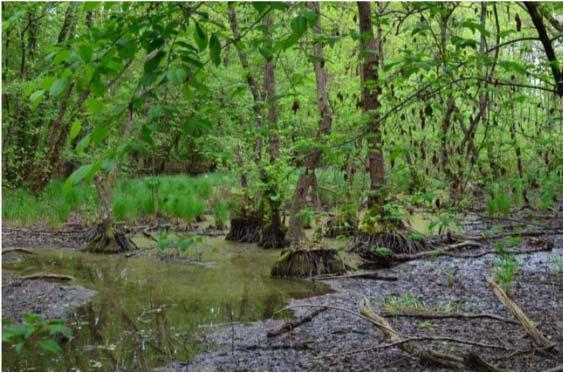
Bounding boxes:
[312,271,398,281]
[324,335,510,359]
[382,312,519,325]
[267,308,325,337]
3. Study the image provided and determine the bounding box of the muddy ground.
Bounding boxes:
[2,212,563,371]
[164,234,563,372]
[2,272,95,322]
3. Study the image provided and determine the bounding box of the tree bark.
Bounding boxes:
[288,1,333,242]
[357,1,385,215]
[524,2,563,97]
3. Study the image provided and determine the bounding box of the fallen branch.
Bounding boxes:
[2,248,35,255]
[359,298,501,371]
[487,278,552,348]
[267,308,325,338]
[20,273,74,282]
[142,230,159,242]
[382,311,519,325]
[312,270,398,281]
[392,240,482,262]
[324,335,510,359]
[450,245,553,259]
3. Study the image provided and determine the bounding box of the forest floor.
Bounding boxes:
[2,211,563,371]
[164,235,562,372]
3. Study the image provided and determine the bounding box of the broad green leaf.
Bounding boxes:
[38,339,62,354]
[167,68,187,85]
[69,120,81,140]
[144,50,166,75]
[76,134,91,154]
[91,124,110,144]
[291,15,307,36]
[259,47,273,61]
[78,44,93,63]
[252,2,268,13]
[84,2,102,11]
[30,90,45,109]
[302,10,318,27]
[85,98,103,114]
[209,34,221,66]
[49,78,70,97]
[194,22,207,51]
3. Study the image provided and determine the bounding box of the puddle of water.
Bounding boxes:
[2,237,331,371]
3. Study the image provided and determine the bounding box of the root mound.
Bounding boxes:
[81,223,138,253]
[324,216,356,238]
[226,217,262,243]
[346,231,430,267]
[259,224,289,249]
[271,242,346,277]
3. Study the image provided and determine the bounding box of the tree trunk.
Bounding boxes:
[357,1,385,215]
[288,1,332,243]
[524,2,563,97]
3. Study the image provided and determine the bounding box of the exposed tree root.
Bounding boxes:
[324,216,356,238]
[81,223,138,253]
[225,217,262,243]
[20,273,74,282]
[267,308,325,337]
[259,223,289,249]
[487,277,553,348]
[271,242,346,277]
[346,230,432,267]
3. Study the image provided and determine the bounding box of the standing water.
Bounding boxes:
[2,237,331,371]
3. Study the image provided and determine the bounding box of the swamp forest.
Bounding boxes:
[1,1,563,372]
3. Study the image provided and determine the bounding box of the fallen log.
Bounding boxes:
[20,273,74,282]
[451,245,553,259]
[267,308,325,337]
[487,278,552,348]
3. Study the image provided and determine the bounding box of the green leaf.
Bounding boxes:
[78,44,93,63]
[302,10,318,27]
[49,78,70,97]
[209,34,221,66]
[15,342,25,354]
[53,49,72,64]
[144,50,166,75]
[85,98,103,114]
[38,339,62,354]
[91,124,110,144]
[84,2,102,11]
[167,68,188,85]
[184,116,212,134]
[291,15,307,36]
[30,90,45,109]
[64,161,102,189]
[499,60,527,75]
[76,134,91,154]
[194,22,207,51]
[69,120,81,140]
[259,47,273,61]
[252,2,268,13]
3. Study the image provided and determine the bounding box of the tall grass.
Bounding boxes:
[2,173,236,227]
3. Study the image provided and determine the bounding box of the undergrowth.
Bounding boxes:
[2,173,235,227]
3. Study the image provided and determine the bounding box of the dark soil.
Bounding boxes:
[164,233,563,372]
[2,272,96,321]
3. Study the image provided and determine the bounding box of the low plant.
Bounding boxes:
[2,313,72,354]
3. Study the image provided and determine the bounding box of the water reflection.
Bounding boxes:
[2,238,330,371]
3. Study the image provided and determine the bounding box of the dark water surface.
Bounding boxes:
[2,238,331,371]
